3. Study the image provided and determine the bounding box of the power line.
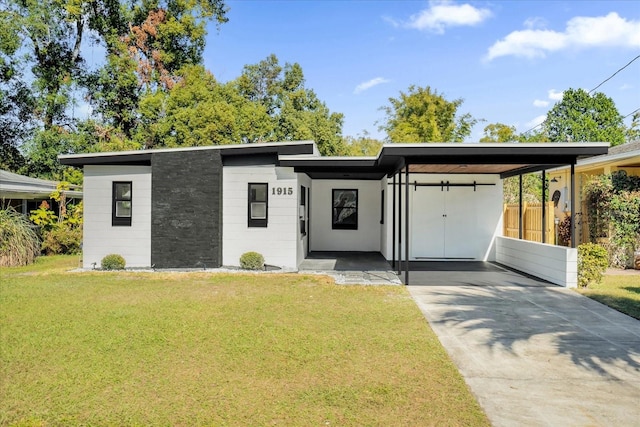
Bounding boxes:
[589,54,640,94]
[522,54,640,135]
[624,107,639,119]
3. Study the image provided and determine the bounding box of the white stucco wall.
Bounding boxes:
[496,236,578,288]
[383,174,503,261]
[309,179,381,252]
[222,165,299,269]
[83,165,152,268]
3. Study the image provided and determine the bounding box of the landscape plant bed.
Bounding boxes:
[1,256,488,426]
[577,272,640,320]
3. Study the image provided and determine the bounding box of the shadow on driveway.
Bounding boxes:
[408,267,640,426]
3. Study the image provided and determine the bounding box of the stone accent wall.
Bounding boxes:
[151,150,222,268]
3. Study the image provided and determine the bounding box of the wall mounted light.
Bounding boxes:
[550,176,562,183]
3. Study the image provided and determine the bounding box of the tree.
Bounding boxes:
[379,85,478,142]
[480,123,518,142]
[0,0,228,178]
[341,133,382,156]
[135,65,271,148]
[86,0,229,138]
[234,55,345,155]
[544,88,625,146]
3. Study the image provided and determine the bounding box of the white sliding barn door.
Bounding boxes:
[411,185,477,259]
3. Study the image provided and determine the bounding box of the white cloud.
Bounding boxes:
[620,83,634,91]
[533,99,549,107]
[486,12,640,61]
[354,77,390,94]
[525,115,546,129]
[404,0,492,34]
[548,89,564,101]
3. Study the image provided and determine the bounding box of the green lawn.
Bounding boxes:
[578,272,640,320]
[1,256,488,426]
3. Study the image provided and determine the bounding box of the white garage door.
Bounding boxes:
[410,185,478,259]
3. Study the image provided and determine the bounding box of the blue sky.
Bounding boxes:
[203,0,640,141]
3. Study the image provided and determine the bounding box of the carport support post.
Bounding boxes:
[405,165,410,285]
[392,173,396,269]
[571,163,576,248]
[398,169,402,275]
[542,170,546,243]
[519,174,523,240]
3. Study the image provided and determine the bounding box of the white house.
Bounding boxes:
[59,140,608,286]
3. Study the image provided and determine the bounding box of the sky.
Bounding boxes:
[202,0,640,141]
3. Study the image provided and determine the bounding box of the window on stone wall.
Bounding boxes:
[248,183,268,227]
[112,181,132,226]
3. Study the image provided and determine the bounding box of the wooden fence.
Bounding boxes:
[503,202,555,244]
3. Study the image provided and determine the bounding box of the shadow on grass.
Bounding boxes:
[623,286,640,296]
[411,271,640,381]
[585,292,640,320]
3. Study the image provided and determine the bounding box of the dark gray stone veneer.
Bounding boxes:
[151,150,222,268]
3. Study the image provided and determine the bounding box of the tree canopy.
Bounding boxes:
[379,85,478,143]
[544,88,626,146]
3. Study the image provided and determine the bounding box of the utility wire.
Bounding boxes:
[589,54,640,94]
[624,107,639,119]
[522,54,640,135]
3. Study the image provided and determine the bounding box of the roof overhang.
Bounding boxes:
[59,140,317,166]
[282,143,609,179]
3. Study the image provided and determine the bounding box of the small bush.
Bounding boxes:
[101,254,126,270]
[42,224,82,255]
[557,216,572,246]
[578,243,608,288]
[0,208,41,267]
[240,251,265,270]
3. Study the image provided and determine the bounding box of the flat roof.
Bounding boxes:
[59,140,317,166]
[282,142,609,179]
[59,141,609,179]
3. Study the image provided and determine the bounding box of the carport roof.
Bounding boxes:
[279,142,609,179]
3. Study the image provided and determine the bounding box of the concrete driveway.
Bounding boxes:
[407,264,640,427]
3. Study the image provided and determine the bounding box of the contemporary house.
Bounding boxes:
[0,169,83,214]
[59,140,608,286]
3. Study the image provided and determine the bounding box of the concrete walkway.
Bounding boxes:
[408,268,640,427]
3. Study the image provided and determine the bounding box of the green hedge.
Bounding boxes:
[578,243,608,288]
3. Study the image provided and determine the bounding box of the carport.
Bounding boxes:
[284,142,609,286]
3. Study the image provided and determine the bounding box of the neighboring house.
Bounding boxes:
[549,140,640,244]
[59,140,607,287]
[0,170,83,214]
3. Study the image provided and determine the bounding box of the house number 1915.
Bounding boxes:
[272,187,293,196]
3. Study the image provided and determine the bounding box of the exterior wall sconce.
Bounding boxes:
[550,176,562,183]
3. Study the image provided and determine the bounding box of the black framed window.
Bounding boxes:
[112,181,132,226]
[248,183,268,227]
[332,189,358,230]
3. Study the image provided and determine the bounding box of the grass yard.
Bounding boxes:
[577,272,640,320]
[1,256,488,426]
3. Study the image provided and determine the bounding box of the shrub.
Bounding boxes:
[578,243,609,288]
[557,216,572,246]
[240,251,265,270]
[0,208,41,267]
[42,224,82,255]
[101,254,126,270]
